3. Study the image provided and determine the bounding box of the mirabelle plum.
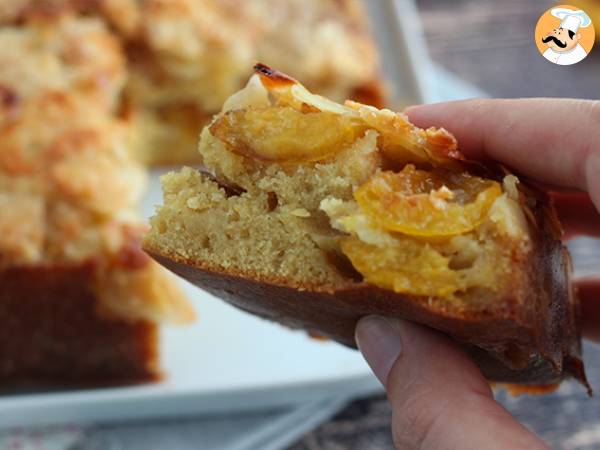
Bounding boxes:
[210,106,366,163]
[354,165,502,237]
[340,237,465,296]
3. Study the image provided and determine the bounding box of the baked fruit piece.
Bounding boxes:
[0,14,193,387]
[145,65,588,391]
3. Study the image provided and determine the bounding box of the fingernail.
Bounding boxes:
[355,316,403,387]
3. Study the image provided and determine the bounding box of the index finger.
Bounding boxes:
[406,98,600,210]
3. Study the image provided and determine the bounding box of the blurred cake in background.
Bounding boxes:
[0,11,193,388]
[100,0,256,165]
[1,0,385,165]
[105,0,385,165]
[239,0,383,105]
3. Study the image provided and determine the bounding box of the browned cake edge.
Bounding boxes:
[145,185,590,393]
[0,261,160,389]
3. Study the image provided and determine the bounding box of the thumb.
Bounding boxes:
[355,316,549,450]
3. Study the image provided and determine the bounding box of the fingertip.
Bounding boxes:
[386,320,493,399]
[409,98,600,192]
[403,103,424,116]
[404,102,442,126]
[404,100,480,136]
[355,316,403,386]
[382,322,546,449]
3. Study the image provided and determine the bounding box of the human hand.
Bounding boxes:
[356,98,600,450]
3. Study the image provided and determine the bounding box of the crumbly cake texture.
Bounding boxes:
[148,70,524,299]
[0,14,193,386]
[0,0,385,165]
[146,66,587,391]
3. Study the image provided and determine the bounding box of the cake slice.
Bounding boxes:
[0,14,193,388]
[145,65,587,391]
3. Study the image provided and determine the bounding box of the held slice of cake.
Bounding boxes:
[145,65,588,392]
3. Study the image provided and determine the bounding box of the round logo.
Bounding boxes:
[535,4,595,65]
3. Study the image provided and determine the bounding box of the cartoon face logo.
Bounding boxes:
[535,6,594,65]
[542,26,581,53]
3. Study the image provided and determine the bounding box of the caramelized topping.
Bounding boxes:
[210,106,366,164]
[354,165,502,237]
[344,101,461,166]
[253,63,297,89]
[213,66,464,169]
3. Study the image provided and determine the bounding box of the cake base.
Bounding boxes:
[0,262,159,388]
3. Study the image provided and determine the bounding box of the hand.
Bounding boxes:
[355,98,600,450]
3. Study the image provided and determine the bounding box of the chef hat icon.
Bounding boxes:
[551,8,592,33]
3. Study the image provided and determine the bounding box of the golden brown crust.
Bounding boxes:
[146,185,588,391]
[253,63,298,88]
[0,261,160,387]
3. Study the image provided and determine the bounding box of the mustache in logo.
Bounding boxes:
[542,35,567,48]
